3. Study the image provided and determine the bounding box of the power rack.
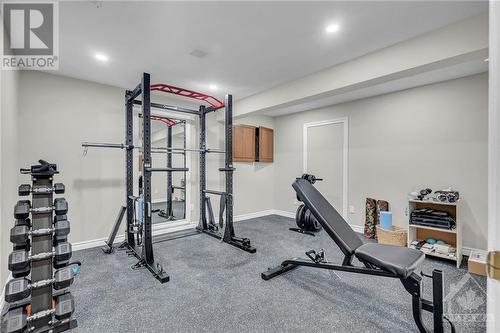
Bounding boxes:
[82,72,256,283]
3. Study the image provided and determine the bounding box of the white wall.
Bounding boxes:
[233,115,275,215]
[17,71,127,248]
[274,73,488,250]
[0,68,20,286]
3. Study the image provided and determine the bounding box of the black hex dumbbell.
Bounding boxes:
[1,307,27,333]
[53,183,65,194]
[14,198,68,218]
[55,293,75,320]
[4,266,76,303]
[14,200,31,220]
[18,183,65,196]
[53,215,69,246]
[11,219,31,251]
[18,184,31,196]
[8,242,73,277]
[10,222,70,247]
[54,198,68,215]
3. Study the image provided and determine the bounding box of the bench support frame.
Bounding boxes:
[262,251,454,333]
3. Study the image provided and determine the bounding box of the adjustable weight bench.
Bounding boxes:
[262,179,455,333]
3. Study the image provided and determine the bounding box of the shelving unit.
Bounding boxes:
[407,199,462,268]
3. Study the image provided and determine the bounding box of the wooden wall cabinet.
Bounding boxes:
[257,126,274,162]
[232,125,274,162]
[233,125,256,162]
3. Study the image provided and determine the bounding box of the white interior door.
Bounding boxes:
[304,119,348,217]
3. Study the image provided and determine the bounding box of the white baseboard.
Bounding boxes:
[349,224,364,233]
[72,221,197,251]
[234,210,275,222]
[72,210,273,251]
[272,209,365,232]
[462,247,477,257]
[271,209,295,219]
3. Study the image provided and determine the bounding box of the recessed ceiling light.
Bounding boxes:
[190,49,208,58]
[325,24,340,33]
[94,53,108,62]
[209,84,217,91]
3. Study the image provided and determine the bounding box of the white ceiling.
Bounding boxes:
[55,1,487,101]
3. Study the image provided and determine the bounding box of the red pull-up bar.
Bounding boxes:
[138,114,178,127]
[150,83,224,108]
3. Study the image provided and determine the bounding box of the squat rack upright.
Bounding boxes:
[82,72,255,283]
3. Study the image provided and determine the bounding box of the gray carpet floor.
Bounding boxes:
[71,215,486,332]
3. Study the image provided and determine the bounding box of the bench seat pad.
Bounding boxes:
[354,243,425,278]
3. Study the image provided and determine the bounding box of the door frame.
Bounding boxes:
[150,116,195,232]
[488,1,500,332]
[303,117,349,218]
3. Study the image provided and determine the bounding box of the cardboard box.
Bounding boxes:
[468,250,487,277]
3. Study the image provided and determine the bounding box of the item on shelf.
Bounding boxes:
[434,243,455,255]
[408,191,420,200]
[410,208,456,230]
[379,211,392,230]
[409,238,457,259]
[421,243,434,254]
[409,240,421,249]
[417,188,433,200]
[426,238,437,245]
[409,187,460,204]
[434,188,460,203]
[375,225,407,246]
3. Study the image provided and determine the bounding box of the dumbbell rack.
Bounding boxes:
[1,161,78,333]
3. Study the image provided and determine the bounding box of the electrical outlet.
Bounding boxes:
[349,205,355,214]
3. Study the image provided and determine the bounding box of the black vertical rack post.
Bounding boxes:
[125,91,136,250]
[123,73,170,283]
[198,95,256,253]
[224,95,236,242]
[1,160,79,333]
[165,125,173,218]
[198,105,207,231]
